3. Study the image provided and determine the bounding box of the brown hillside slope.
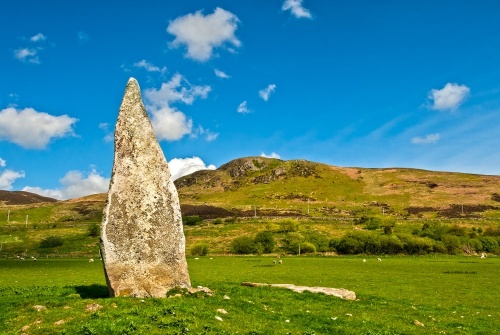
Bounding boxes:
[0,190,58,205]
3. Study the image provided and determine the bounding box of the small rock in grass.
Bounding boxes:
[33,305,47,312]
[285,320,290,323]
[63,306,71,309]
[34,320,42,325]
[223,295,230,300]
[54,320,65,325]
[21,325,30,332]
[331,317,337,320]
[414,320,425,327]
[217,308,228,315]
[111,303,118,308]
[85,303,103,312]
[215,316,223,322]
[345,313,352,317]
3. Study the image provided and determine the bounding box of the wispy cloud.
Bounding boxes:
[0,157,5,167]
[167,7,241,62]
[259,84,277,101]
[99,123,113,143]
[429,83,470,111]
[30,33,47,42]
[282,0,312,19]
[411,133,441,144]
[78,31,90,43]
[214,69,230,79]
[237,101,250,114]
[133,60,167,73]
[0,107,77,149]
[168,157,216,180]
[144,73,211,141]
[192,126,219,142]
[14,48,40,63]
[23,168,109,200]
[261,152,281,159]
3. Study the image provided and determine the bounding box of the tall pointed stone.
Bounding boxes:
[100,78,191,297]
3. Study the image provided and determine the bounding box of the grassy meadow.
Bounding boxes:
[1,256,498,334]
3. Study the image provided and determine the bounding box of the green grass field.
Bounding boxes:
[1,256,498,334]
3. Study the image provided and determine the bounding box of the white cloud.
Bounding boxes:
[214,69,230,79]
[282,0,312,19]
[261,152,281,159]
[23,168,110,200]
[429,83,470,111]
[259,84,277,101]
[167,7,241,62]
[30,33,47,42]
[14,48,39,63]
[0,157,5,167]
[168,157,216,181]
[0,107,77,149]
[144,73,211,141]
[237,101,250,114]
[133,60,167,73]
[411,133,441,144]
[0,169,25,190]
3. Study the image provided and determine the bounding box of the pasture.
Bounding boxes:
[0,256,498,334]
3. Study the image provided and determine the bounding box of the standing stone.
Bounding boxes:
[100,78,191,297]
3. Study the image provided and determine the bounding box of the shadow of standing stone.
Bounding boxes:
[100,78,191,297]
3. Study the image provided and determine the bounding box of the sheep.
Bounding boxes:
[377,258,382,262]
[480,253,486,259]
[279,260,283,264]
[33,258,37,261]
[362,259,366,263]
[273,260,276,264]
[89,258,94,263]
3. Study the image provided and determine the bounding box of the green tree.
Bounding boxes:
[254,231,275,254]
[230,236,256,254]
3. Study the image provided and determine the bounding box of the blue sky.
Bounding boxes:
[1,0,500,199]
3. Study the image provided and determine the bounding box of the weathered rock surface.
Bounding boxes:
[100,78,190,297]
[241,282,356,300]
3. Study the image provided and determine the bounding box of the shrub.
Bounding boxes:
[328,238,341,251]
[383,226,393,235]
[337,236,363,254]
[191,243,209,256]
[277,220,299,233]
[183,216,203,226]
[380,235,403,254]
[442,234,462,254]
[480,236,499,252]
[40,236,64,248]
[230,236,256,254]
[87,223,100,237]
[213,218,223,225]
[254,231,275,254]
[365,217,382,230]
[283,232,305,254]
[303,231,330,252]
[299,242,316,254]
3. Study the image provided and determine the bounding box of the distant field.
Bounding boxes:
[1,256,498,334]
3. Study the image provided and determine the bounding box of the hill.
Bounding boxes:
[175,157,500,219]
[0,190,58,205]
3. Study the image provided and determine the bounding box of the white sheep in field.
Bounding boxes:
[273,260,276,264]
[89,258,94,263]
[377,258,382,262]
[33,258,37,261]
[279,260,283,264]
[362,259,366,263]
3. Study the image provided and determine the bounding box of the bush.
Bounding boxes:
[442,234,462,254]
[277,220,299,233]
[365,217,382,230]
[328,238,341,251]
[380,235,403,254]
[213,218,223,225]
[299,242,316,254]
[87,223,100,237]
[230,236,256,254]
[480,236,499,252]
[191,243,209,256]
[337,236,363,254]
[40,236,64,248]
[383,226,393,235]
[283,232,305,254]
[183,216,203,226]
[254,231,275,254]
